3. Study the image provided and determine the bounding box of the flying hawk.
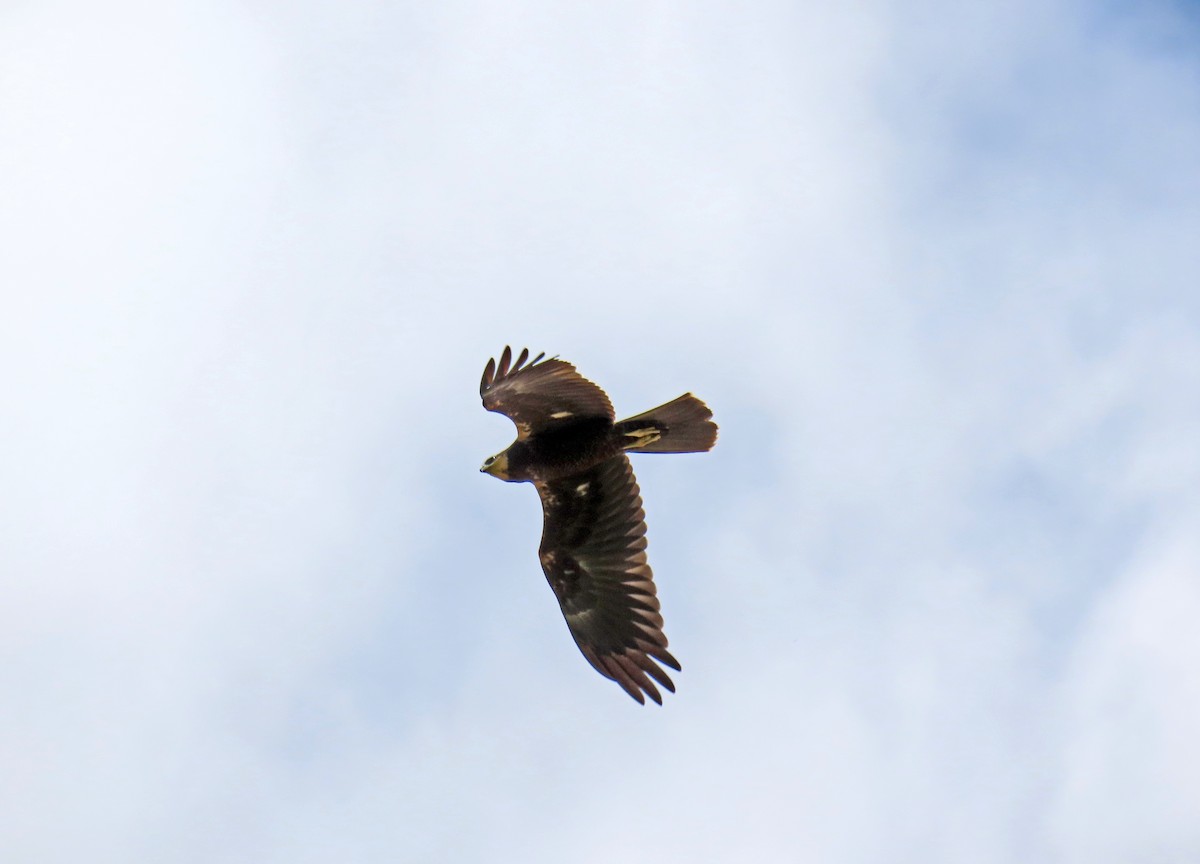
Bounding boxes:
[479,346,717,704]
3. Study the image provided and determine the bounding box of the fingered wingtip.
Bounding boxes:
[480,356,497,396]
[481,346,550,397]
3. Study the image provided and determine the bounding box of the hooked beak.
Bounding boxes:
[480,452,509,478]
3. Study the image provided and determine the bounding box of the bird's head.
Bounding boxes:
[480,451,512,480]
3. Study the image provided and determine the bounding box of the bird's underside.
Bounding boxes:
[479,346,717,704]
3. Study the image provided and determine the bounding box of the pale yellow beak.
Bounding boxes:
[480,452,509,478]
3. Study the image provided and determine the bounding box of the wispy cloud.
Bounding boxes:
[1,1,1196,861]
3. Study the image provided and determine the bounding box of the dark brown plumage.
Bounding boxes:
[479,346,717,704]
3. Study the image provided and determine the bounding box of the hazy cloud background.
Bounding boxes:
[2,1,1197,861]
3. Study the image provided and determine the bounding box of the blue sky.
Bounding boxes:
[2,1,1198,861]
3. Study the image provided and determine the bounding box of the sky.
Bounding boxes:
[1,1,1198,861]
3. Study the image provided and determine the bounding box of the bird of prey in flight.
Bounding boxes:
[479,346,717,704]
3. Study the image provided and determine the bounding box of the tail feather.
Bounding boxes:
[617,394,718,454]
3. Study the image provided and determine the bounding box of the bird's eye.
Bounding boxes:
[484,456,495,465]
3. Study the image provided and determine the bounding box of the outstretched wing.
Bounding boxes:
[535,455,679,704]
[480,346,614,439]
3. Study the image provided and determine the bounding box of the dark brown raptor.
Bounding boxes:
[480,347,717,704]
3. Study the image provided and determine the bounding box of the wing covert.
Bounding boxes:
[480,346,615,438]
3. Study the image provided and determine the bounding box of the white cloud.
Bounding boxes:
[1,0,1197,861]
[1051,524,1200,862]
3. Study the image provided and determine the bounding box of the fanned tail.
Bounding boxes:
[616,394,718,454]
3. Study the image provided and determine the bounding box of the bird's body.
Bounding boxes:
[479,346,717,704]
[488,414,614,482]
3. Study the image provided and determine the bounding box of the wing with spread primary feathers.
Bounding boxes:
[535,455,680,704]
[480,346,614,438]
